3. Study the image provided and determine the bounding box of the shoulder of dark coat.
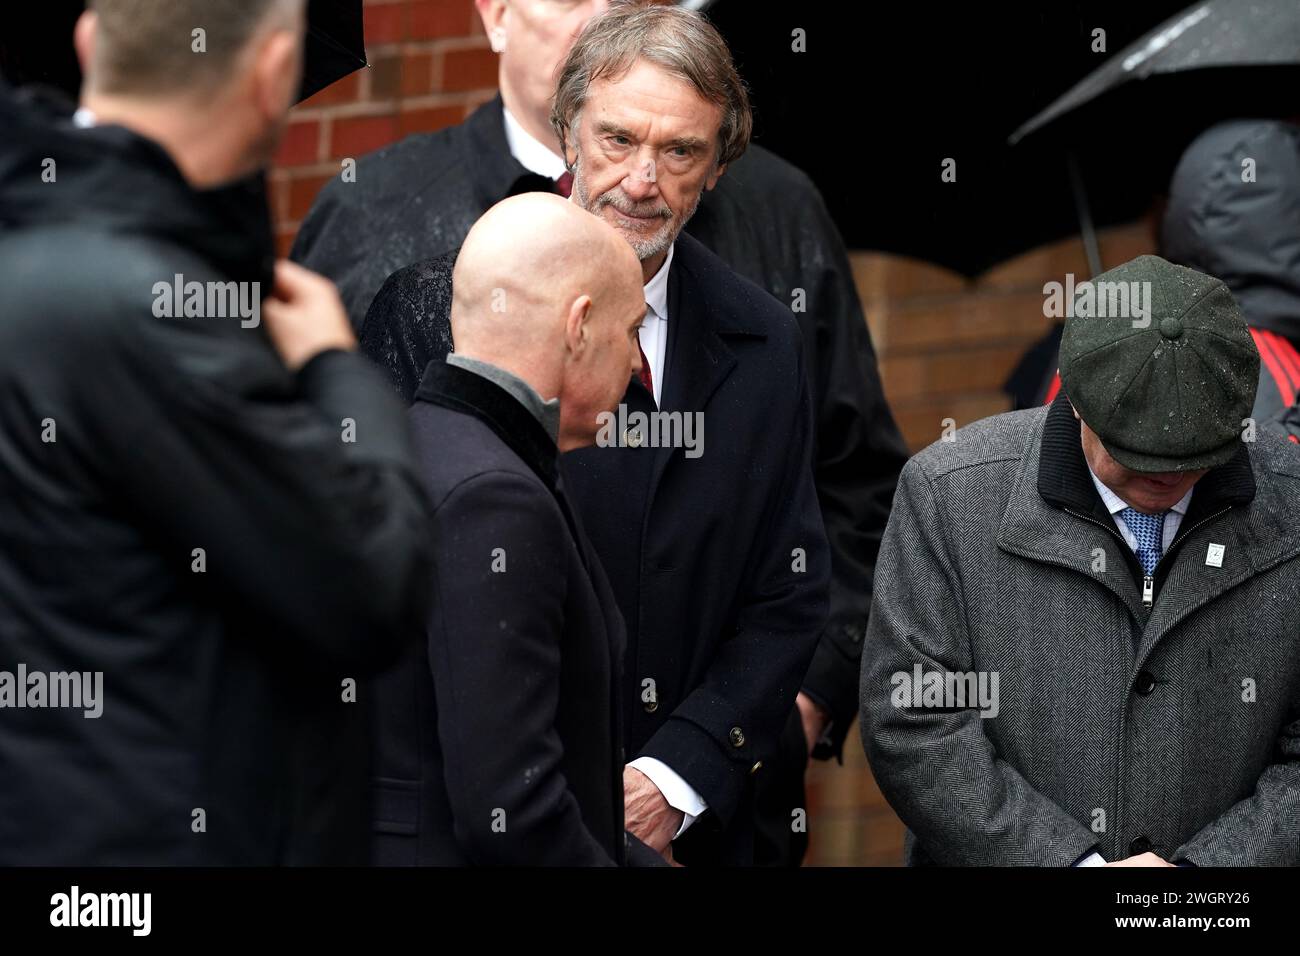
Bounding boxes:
[716,143,817,194]
[673,231,802,346]
[1248,426,1300,493]
[705,143,829,228]
[313,125,466,212]
[908,406,1048,480]
[406,399,547,504]
[0,225,228,345]
[380,248,457,292]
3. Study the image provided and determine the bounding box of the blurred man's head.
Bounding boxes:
[75,0,306,185]
[474,0,612,150]
[551,3,750,280]
[451,193,646,451]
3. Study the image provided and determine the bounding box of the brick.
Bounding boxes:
[880,346,1023,402]
[363,1,406,44]
[330,113,397,159]
[288,173,335,222]
[296,71,361,110]
[272,119,320,166]
[267,174,291,224]
[851,250,968,306]
[891,393,1013,451]
[407,0,475,40]
[368,54,403,100]
[879,291,1054,354]
[368,50,434,100]
[397,104,463,138]
[440,45,499,92]
[400,51,435,97]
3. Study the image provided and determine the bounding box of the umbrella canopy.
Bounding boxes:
[299,0,366,104]
[1011,0,1300,143]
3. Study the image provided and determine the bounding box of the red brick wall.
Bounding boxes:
[268,0,498,257]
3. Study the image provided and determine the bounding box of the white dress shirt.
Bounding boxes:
[1074,465,1193,866]
[1086,465,1192,554]
[636,245,672,407]
[502,106,568,180]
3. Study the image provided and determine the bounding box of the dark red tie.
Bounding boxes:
[637,336,654,398]
[554,171,573,198]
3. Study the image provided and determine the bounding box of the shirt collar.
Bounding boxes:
[1086,461,1193,518]
[643,243,674,321]
[445,353,560,445]
[502,106,568,180]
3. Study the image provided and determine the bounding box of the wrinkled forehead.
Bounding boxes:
[583,61,724,144]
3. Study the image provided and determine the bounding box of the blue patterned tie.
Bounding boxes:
[1118,507,1167,575]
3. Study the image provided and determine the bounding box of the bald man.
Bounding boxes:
[369,194,659,866]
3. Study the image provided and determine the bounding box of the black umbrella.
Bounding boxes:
[1010,0,1300,144]
[0,0,366,105]
[299,0,366,104]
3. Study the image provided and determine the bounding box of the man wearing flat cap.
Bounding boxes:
[861,254,1300,866]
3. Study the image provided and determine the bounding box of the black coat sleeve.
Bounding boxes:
[793,185,908,760]
[88,272,434,671]
[425,471,618,865]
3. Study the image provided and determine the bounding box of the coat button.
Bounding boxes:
[643,698,658,713]
[625,429,643,448]
[729,726,745,748]
[1130,836,1152,855]
[1135,671,1157,695]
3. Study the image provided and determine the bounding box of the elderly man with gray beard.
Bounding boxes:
[360,3,830,865]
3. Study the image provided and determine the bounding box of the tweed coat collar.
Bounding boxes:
[1035,392,1256,532]
[998,394,1276,661]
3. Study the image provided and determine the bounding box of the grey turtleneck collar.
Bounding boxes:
[445,353,560,444]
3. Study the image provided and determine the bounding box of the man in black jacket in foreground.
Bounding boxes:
[372,193,662,865]
[0,0,432,864]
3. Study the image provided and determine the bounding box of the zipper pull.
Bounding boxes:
[1142,575,1154,607]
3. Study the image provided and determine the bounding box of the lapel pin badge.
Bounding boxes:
[1205,543,1225,568]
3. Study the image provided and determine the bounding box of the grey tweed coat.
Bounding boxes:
[861,395,1300,865]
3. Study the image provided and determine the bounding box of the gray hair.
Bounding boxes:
[551,2,752,171]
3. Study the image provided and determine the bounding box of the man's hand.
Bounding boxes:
[262,260,356,371]
[796,691,830,759]
[1105,853,1175,867]
[623,766,683,855]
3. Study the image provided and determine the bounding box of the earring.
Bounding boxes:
[490,29,506,53]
